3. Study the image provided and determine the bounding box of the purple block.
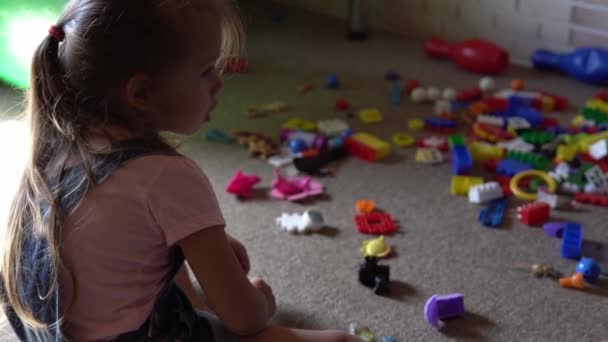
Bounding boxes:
[424,293,465,328]
[543,222,565,238]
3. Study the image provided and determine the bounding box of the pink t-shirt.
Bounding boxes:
[59,155,225,341]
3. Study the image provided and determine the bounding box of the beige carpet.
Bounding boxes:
[1,1,607,341]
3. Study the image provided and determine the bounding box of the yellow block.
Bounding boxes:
[450,176,484,196]
[359,108,383,123]
[352,132,391,159]
[556,144,578,162]
[571,115,584,128]
[408,119,424,130]
[586,99,608,114]
[282,118,317,132]
[469,142,504,163]
[391,133,415,147]
[541,96,555,112]
[578,131,608,151]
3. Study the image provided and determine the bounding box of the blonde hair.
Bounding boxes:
[0,0,243,336]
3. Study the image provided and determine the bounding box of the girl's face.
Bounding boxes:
[146,8,225,136]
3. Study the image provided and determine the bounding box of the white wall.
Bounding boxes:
[273,0,608,65]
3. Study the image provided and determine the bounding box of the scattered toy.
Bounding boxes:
[276,210,325,233]
[270,169,324,201]
[512,263,562,279]
[358,257,391,295]
[233,131,279,159]
[478,198,508,227]
[360,236,392,258]
[356,212,397,235]
[424,293,465,329]
[247,101,288,118]
[355,199,376,214]
[225,170,261,198]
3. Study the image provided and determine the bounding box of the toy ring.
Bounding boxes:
[509,170,557,201]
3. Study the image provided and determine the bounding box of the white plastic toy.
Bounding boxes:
[426,87,441,101]
[498,138,535,153]
[434,100,451,115]
[479,76,496,92]
[537,187,559,208]
[589,139,608,160]
[317,119,349,136]
[411,87,427,103]
[276,210,325,233]
[477,115,504,127]
[442,88,457,101]
[468,182,504,204]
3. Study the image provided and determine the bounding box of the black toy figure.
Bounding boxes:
[358,256,390,295]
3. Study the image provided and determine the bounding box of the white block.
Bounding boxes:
[507,117,532,130]
[589,139,608,160]
[537,189,559,208]
[477,115,505,127]
[498,138,535,153]
[549,162,571,182]
[317,119,349,136]
[276,210,325,234]
[468,182,504,204]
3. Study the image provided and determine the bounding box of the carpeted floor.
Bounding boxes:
[1,1,608,341]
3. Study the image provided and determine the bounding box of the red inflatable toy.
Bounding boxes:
[425,37,509,74]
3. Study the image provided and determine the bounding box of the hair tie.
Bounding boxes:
[48,25,65,42]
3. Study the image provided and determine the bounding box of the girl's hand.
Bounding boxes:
[250,277,276,319]
[228,235,250,274]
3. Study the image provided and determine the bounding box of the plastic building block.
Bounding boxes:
[356,199,376,214]
[223,57,248,73]
[280,129,327,150]
[576,258,601,284]
[360,236,392,258]
[359,108,383,123]
[451,144,473,175]
[448,135,466,148]
[468,182,504,204]
[450,176,483,196]
[479,76,496,92]
[424,293,465,329]
[391,133,415,148]
[478,198,508,227]
[355,212,397,235]
[411,87,427,103]
[390,82,401,105]
[498,138,535,153]
[508,99,544,127]
[276,210,325,234]
[325,74,340,89]
[270,169,324,201]
[426,87,441,101]
[415,148,444,164]
[496,159,533,177]
[477,114,505,127]
[425,118,457,133]
[556,145,578,162]
[247,101,288,118]
[417,135,449,151]
[381,337,398,342]
[561,223,583,259]
[457,87,483,101]
[225,170,261,198]
[345,133,391,162]
[282,118,317,132]
[408,119,425,130]
[335,99,350,111]
[543,222,565,238]
[533,48,608,85]
[205,128,234,144]
[317,119,349,136]
[516,202,550,226]
[358,257,390,295]
[296,83,313,94]
[537,188,558,208]
[505,150,550,170]
[589,139,608,160]
[288,139,308,154]
[293,147,347,175]
[584,165,608,193]
[559,273,585,289]
[473,123,515,142]
[520,130,556,146]
[574,192,608,207]
[469,142,504,163]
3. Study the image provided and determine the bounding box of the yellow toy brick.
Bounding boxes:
[556,145,578,162]
[571,115,584,128]
[541,96,555,112]
[469,142,504,163]
[579,131,608,151]
[359,108,383,123]
[282,118,317,132]
[586,99,608,114]
[349,132,391,160]
[408,119,424,130]
[450,176,484,196]
[391,133,415,148]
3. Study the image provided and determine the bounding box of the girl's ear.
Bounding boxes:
[124,73,155,113]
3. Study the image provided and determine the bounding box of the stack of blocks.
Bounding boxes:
[449,135,473,175]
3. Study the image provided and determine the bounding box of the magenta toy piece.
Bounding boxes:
[270,169,324,201]
[225,170,261,198]
[424,293,465,329]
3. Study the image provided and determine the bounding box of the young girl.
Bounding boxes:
[0,0,363,341]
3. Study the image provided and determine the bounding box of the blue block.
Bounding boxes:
[390,82,401,105]
[496,159,533,177]
[478,198,508,227]
[325,74,340,89]
[449,101,473,112]
[425,118,457,130]
[451,145,473,175]
[507,101,543,127]
[561,223,583,259]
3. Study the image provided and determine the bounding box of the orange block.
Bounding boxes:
[559,272,585,290]
[356,199,376,214]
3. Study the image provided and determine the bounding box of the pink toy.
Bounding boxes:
[271,169,324,201]
[225,170,261,198]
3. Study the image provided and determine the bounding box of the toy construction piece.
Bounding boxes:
[360,236,392,258]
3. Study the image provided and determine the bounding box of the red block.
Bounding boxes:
[457,87,483,102]
[335,99,350,111]
[405,79,421,94]
[575,193,608,207]
[344,137,377,162]
[355,212,397,234]
[495,176,513,197]
[517,202,550,226]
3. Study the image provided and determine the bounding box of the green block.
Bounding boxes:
[520,130,556,145]
[448,134,466,149]
[506,150,550,170]
[581,107,608,124]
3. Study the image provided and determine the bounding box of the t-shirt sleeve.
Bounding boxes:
[147,156,226,246]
